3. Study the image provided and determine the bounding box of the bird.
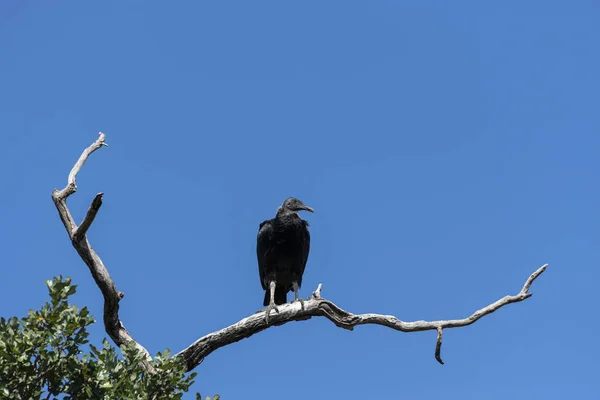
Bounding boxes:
[256,197,313,323]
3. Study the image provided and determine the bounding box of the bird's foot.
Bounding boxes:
[264,303,279,324]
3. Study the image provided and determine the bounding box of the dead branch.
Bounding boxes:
[176,264,546,369]
[52,133,547,373]
[51,133,153,372]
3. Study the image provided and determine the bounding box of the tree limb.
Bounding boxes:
[72,193,103,242]
[52,133,547,374]
[176,264,546,370]
[51,133,153,372]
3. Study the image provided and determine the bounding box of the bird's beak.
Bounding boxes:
[301,205,314,213]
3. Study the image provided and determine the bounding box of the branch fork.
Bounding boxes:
[52,133,548,372]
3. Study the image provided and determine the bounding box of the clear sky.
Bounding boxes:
[1,1,598,399]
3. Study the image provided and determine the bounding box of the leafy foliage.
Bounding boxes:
[0,276,218,400]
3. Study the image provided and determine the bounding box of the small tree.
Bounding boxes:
[0,276,218,400]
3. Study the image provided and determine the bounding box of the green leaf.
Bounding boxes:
[1,276,208,398]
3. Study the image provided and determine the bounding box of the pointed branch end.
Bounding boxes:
[521,263,548,294]
[536,263,548,276]
[72,193,105,241]
[97,132,108,147]
[92,192,104,206]
[312,283,323,299]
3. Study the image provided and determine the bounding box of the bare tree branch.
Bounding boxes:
[51,133,154,372]
[52,133,547,374]
[73,193,103,242]
[435,327,444,364]
[176,264,546,370]
[52,132,107,238]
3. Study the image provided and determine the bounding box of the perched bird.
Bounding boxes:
[257,197,313,322]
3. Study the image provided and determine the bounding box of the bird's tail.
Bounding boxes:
[263,285,288,306]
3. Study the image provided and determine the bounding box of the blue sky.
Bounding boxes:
[1,1,599,398]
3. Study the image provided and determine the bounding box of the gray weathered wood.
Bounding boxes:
[51,133,153,372]
[176,264,546,370]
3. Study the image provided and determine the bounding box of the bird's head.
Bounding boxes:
[277,197,314,216]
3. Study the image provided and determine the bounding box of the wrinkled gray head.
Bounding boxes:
[277,197,314,216]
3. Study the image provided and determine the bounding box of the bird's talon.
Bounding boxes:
[264,303,279,323]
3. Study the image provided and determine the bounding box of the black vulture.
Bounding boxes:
[257,197,313,322]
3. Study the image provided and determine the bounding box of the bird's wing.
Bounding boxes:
[257,220,273,290]
[298,220,311,287]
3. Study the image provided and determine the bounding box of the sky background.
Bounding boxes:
[1,1,599,399]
